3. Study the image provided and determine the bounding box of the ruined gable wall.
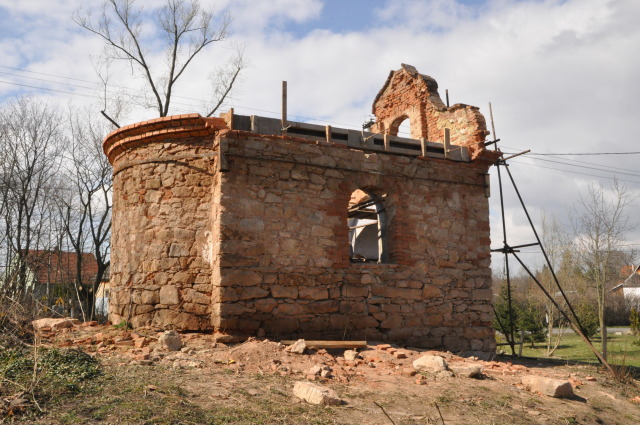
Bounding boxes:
[105,115,220,330]
[213,130,495,352]
[372,68,490,158]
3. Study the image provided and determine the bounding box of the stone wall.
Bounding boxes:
[212,131,495,352]
[105,115,224,330]
[104,66,499,353]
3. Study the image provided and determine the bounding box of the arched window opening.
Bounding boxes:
[389,115,410,137]
[397,119,411,138]
[348,189,388,263]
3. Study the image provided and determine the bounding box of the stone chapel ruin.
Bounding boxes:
[104,64,500,353]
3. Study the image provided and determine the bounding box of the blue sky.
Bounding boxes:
[1,0,640,269]
[283,0,487,36]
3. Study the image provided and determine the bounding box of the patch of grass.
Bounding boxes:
[20,364,342,425]
[1,347,101,420]
[435,394,453,405]
[113,320,132,330]
[499,331,640,367]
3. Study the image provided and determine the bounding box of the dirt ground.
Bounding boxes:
[22,322,640,424]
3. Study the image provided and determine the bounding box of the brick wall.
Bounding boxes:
[212,131,495,352]
[104,67,498,353]
[105,115,222,330]
[372,64,489,159]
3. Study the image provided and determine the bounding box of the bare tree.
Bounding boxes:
[0,98,64,296]
[538,214,569,356]
[57,109,113,320]
[74,0,245,122]
[571,181,637,360]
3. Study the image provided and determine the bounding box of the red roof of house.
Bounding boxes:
[22,250,99,286]
[619,265,640,289]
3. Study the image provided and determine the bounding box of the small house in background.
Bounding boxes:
[95,265,111,317]
[20,250,99,315]
[610,265,640,304]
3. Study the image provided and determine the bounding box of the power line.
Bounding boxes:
[0,65,380,131]
[504,153,640,179]
[0,67,631,149]
[0,65,99,84]
[529,152,640,156]
[0,80,95,98]
[533,153,640,175]
[502,144,640,175]
[508,159,640,185]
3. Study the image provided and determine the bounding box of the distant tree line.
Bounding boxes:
[0,97,112,321]
[0,0,245,322]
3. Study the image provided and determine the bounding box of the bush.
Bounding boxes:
[605,291,634,326]
[0,294,35,350]
[574,302,599,339]
[630,307,640,337]
[493,283,546,347]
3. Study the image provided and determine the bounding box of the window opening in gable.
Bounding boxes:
[397,118,411,138]
[389,115,410,138]
[348,189,388,263]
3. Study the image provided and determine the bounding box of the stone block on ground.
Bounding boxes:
[293,381,341,405]
[158,330,182,351]
[449,363,484,378]
[413,355,448,372]
[522,376,574,398]
[288,339,307,354]
[32,318,80,331]
[343,350,359,361]
[307,365,322,376]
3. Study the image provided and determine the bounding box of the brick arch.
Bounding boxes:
[388,115,410,137]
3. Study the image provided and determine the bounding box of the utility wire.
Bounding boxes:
[0,80,95,98]
[533,154,640,175]
[3,67,636,146]
[504,153,640,179]
[529,152,640,156]
[0,65,385,132]
[502,144,640,175]
[508,159,640,185]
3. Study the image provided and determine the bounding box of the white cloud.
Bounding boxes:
[374,0,475,31]
[212,0,323,34]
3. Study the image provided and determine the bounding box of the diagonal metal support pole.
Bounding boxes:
[495,161,516,355]
[493,153,615,373]
[503,164,589,337]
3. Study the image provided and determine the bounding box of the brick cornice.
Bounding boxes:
[103,113,228,164]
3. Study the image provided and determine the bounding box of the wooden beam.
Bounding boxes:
[443,128,451,159]
[280,340,367,349]
[281,80,288,131]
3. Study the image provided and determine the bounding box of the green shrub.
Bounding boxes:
[630,307,640,336]
[493,283,546,347]
[574,302,599,339]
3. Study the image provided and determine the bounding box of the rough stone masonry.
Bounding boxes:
[103,64,501,354]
